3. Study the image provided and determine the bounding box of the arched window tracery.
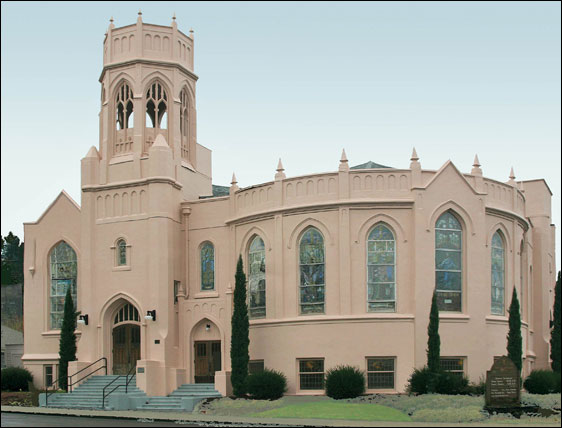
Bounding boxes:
[491,231,505,315]
[116,239,127,266]
[49,242,77,329]
[299,228,325,314]
[435,211,462,312]
[145,81,167,129]
[180,88,189,160]
[200,242,215,291]
[248,236,266,318]
[367,224,396,312]
[114,303,140,325]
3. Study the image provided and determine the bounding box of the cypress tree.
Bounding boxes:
[507,287,522,373]
[58,286,77,391]
[427,290,440,373]
[551,271,561,372]
[230,255,249,397]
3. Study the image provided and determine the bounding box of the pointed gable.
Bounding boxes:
[26,190,81,225]
[423,160,481,196]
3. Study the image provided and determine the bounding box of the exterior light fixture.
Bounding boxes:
[145,310,157,321]
[205,324,211,332]
[77,314,89,325]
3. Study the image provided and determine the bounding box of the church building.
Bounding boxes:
[22,15,557,397]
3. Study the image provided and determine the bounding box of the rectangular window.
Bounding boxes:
[299,359,324,390]
[367,358,395,389]
[249,360,265,374]
[440,357,465,378]
[45,365,54,388]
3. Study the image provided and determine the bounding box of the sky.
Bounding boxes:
[1,2,560,270]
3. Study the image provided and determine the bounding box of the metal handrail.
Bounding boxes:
[67,357,108,393]
[44,376,63,407]
[102,365,136,408]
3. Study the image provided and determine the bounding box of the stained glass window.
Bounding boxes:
[299,359,324,390]
[440,358,465,379]
[299,228,325,314]
[435,212,462,312]
[201,242,215,291]
[520,240,524,318]
[491,231,505,315]
[367,358,395,389]
[248,236,266,318]
[367,224,396,312]
[50,241,77,329]
[117,239,127,266]
[114,303,140,325]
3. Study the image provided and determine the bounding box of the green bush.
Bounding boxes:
[408,367,470,395]
[465,378,486,396]
[1,367,33,392]
[246,368,287,400]
[325,365,365,399]
[524,370,560,394]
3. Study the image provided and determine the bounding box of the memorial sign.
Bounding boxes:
[485,356,520,408]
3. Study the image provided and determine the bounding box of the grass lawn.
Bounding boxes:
[251,401,411,422]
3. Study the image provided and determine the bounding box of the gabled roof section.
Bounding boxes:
[422,160,481,195]
[26,190,81,225]
[351,161,392,170]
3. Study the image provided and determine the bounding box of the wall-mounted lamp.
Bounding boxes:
[205,324,211,332]
[77,314,89,326]
[145,310,157,321]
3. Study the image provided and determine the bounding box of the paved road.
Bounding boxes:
[1,413,204,427]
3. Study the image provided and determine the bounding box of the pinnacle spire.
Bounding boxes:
[231,172,237,186]
[275,158,286,180]
[509,167,515,181]
[137,9,142,24]
[277,158,284,172]
[473,154,481,168]
[411,147,419,161]
[340,149,348,163]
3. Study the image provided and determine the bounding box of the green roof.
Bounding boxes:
[350,161,392,169]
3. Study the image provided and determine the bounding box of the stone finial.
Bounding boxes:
[471,154,482,176]
[411,147,419,162]
[172,12,176,21]
[410,147,421,173]
[231,172,238,186]
[508,167,516,185]
[108,16,115,30]
[137,9,142,24]
[275,158,286,180]
[85,146,100,159]
[171,13,177,28]
[189,28,194,38]
[339,149,349,172]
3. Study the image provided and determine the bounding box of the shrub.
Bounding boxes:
[325,365,365,399]
[524,370,560,394]
[246,369,287,400]
[408,366,470,395]
[1,367,33,392]
[433,371,469,395]
[466,377,486,396]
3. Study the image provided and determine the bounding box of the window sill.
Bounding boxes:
[193,291,219,299]
[42,330,82,337]
[485,315,508,324]
[439,314,470,323]
[113,265,131,272]
[109,153,134,165]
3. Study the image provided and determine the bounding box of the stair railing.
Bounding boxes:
[45,357,107,406]
[102,365,137,408]
[67,357,108,393]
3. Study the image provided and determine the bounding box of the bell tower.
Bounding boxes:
[91,12,211,199]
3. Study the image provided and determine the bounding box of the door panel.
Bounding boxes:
[194,341,221,383]
[113,324,140,375]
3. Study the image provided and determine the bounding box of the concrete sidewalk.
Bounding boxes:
[2,406,560,427]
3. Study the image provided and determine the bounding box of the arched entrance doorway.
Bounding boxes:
[112,303,141,375]
[191,319,221,383]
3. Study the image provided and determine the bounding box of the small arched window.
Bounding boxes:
[248,236,266,318]
[179,88,189,159]
[367,224,396,312]
[491,231,505,315]
[116,239,127,266]
[49,241,78,329]
[200,242,215,291]
[435,211,462,312]
[299,228,325,314]
[114,303,140,325]
[116,82,134,130]
[146,82,167,129]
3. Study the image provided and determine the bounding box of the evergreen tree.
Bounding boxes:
[58,286,78,391]
[427,290,440,373]
[551,271,561,372]
[230,255,249,397]
[1,232,24,285]
[507,287,522,373]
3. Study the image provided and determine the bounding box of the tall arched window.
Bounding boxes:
[435,211,462,312]
[117,239,127,266]
[200,242,215,291]
[491,231,505,315]
[116,82,134,130]
[520,240,525,319]
[49,241,77,329]
[248,236,266,318]
[367,224,396,312]
[146,82,167,129]
[299,228,325,314]
[179,88,189,160]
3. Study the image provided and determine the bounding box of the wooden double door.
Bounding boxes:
[112,324,140,375]
[194,341,221,383]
